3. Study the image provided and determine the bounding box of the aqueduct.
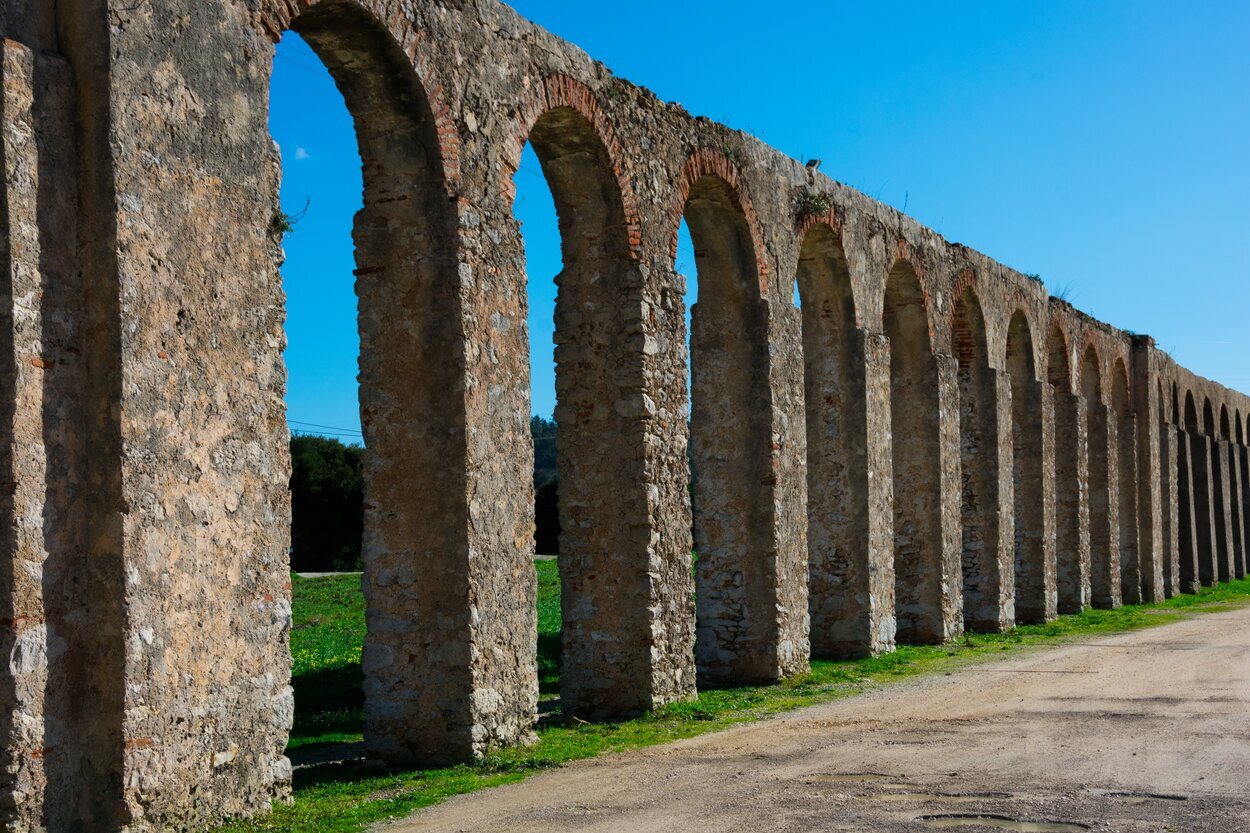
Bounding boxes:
[1,0,1247,829]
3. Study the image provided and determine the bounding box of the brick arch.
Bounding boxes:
[1219,403,1232,440]
[795,217,857,325]
[1046,320,1074,394]
[1004,306,1043,382]
[671,148,770,296]
[1079,338,1105,404]
[1203,397,1216,437]
[259,0,462,194]
[507,74,643,259]
[1237,410,1245,445]
[947,270,984,362]
[1111,357,1132,412]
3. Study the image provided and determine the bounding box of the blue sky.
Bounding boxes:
[269,0,1249,441]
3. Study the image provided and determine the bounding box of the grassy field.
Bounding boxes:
[218,570,1250,832]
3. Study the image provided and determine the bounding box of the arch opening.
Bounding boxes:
[268,0,486,769]
[1211,403,1234,583]
[515,103,660,718]
[953,289,1006,632]
[884,262,949,643]
[684,174,776,684]
[1008,313,1047,622]
[1158,381,1177,597]
[1048,326,1085,612]
[1112,361,1139,603]
[796,225,866,657]
[1178,391,1205,591]
[1195,398,1219,586]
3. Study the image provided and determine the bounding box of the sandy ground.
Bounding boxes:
[383,604,1250,833]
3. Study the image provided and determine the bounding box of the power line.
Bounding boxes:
[290,419,362,434]
[274,51,336,84]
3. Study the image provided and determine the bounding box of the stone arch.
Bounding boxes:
[263,0,497,771]
[509,74,643,258]
[1048,324,1085,611]
[1081,345,1118,607]
[885,259,951,643]
[797,223,876,657]
[671,149,770,296]
[261,1,463,192]
[682,170,781,684]
[952,285,1008,631]
[514,101,664,718]
[1112,360,1140,603]
[1009,311,1049,622]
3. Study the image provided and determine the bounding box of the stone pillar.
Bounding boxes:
[958,364,1012,633]
[0,37,82,829]
[1055,391,1090,612]
[1230,443,1247,580]
[808,329,895,658]
[1177,430,1202,593]
[1014,369,1053,623]
[936,353,967,641]
[890,347,963,645]
[1213,439,1235,583]
[1035,371,1059,621]
[693,294,809,684]
[1131,341,1164,601]
[1088,401,1122,608]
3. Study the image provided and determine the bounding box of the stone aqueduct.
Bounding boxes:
[1,0,1247,829]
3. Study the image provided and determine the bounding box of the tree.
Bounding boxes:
[289,435,364,572]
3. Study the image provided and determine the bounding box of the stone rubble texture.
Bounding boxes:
[0,0,1247,829]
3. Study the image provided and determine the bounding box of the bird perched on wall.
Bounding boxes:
[806,159,822,170]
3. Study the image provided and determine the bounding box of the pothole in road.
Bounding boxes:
[917,815,1090,832]
[873,791,1012,803]
[809,772,909,787]
[1104,791,1188,804]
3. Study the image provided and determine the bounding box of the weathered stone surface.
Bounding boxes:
[0,0,1247,829]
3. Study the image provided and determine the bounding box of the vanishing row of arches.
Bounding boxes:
[273,3,1248,766]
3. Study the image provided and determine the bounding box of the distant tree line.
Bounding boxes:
[289,419,565,572]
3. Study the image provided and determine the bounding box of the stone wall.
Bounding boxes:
[1,0,1248,829]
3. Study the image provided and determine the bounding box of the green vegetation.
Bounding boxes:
[220,574,1250,833]
[290,437,365,573]
[797,188,834,218]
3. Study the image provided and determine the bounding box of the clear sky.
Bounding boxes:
[269,0,1249,441]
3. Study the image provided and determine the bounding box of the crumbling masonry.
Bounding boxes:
[1,0,1246,829]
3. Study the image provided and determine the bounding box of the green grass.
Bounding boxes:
[219,573,1250,833]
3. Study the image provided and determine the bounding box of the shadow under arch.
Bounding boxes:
[796,223,878,658]
[1195,397,1220,586]
[952,286,1006,632]
[1111,360,1140,603]
[1048,324,1086,612]
[1008,311,1048,622]
[1158,379,1178,597]
[682,171,777,685]
[1178,390,1204,591]
[1237,409,1250,580]
[1212,403,1235,582]
[884,260,953,644]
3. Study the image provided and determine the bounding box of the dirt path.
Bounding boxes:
[384,605,1250,833]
